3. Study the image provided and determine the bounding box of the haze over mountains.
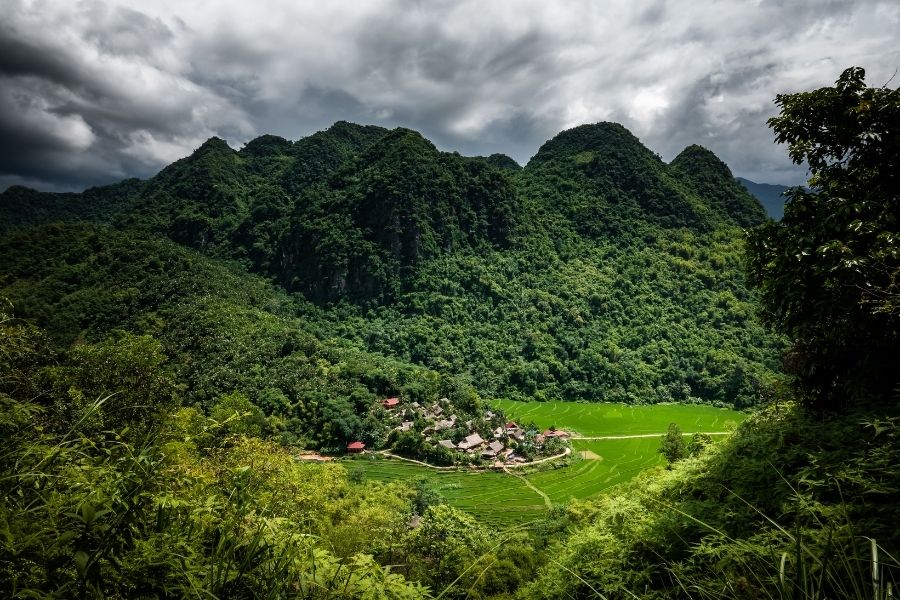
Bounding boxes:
[736,176,791,220]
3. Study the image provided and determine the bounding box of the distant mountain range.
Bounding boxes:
[735,177,793,220]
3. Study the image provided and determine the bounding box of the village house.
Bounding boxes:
[480,440,505,459]
[346,441,365,453]
[543,429,570,439]
[433,417,455,431]
[381,397,400,409]
[457,432,485,452]
[437,439,455,450]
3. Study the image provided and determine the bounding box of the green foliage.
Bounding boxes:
[0,178,144,236]
[2,118,781,407]
[658,422,687,467]
[670,144,768,227]
[528,403,900,598]
[748,67,900,409]
[0,321,429,598]
[403,504,491,596]
[278,128,520,303]
[0,224,448,451]
[43,331,176,436]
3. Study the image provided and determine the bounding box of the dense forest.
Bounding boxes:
[1,67,898,598]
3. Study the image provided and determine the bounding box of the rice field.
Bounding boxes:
[528,438,665,505]
[347,455,547,525]
[494,399,746,437]
[349,402,746,525]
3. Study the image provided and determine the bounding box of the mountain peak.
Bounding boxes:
[670,145,767,227]
[527,122,652,166]
[483,154,521,171]
[194,136,235,156]
[670,145,734,180]
[240,134,292,158]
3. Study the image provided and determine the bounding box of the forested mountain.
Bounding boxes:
[0,120,782,410]
[0,117,789,598]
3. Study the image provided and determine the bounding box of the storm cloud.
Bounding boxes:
[1,0,898,191]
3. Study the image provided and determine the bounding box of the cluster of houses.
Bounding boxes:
[346,396,571,465]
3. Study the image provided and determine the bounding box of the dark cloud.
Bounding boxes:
[1,0,898,192]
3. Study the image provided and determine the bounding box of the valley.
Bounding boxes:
[348,401,745,524]
[2,63,897,598]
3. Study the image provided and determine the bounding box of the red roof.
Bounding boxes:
[505,421,518,429]
[381,397,400,407]
[347,441,366,450]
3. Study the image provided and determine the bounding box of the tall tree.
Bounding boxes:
[747,67,900,408]
[658,422,686,468]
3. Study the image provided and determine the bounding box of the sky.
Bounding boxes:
[1,0,898,193]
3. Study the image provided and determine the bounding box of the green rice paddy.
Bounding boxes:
[494,399,746,437]
[348,402,748,525]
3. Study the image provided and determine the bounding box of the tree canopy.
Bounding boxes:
[747,67,900,408]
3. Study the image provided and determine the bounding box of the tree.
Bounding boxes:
[658,422,686,468]
[747,67,900,408]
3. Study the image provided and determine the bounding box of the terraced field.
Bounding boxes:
[494,400,745,436]
[529,438,664,505]
[349,402,747,525]
[347,456,546,525]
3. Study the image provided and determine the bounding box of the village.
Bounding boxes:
[345,396,572,467]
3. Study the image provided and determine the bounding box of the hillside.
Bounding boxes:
[0,121,781,408]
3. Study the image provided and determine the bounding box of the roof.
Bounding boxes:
[506,421,518,429]
[381,397,400,407]
[438,439,456,449]
[543,429,570,438]
[459,433,485,449]
[488,441,504,452]
[347,441,365,449]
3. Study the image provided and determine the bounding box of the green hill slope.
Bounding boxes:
[0,120,781,407]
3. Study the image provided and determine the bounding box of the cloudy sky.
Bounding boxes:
[1,0,898,192]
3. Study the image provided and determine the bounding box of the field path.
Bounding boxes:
[374,447,571,470]
[505,467,553,509]
[571,431,731,440]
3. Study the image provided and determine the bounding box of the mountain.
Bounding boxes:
[0,121,781,409]
[670,145,768,227]
[736,176,791,219]
[0,178,144,236]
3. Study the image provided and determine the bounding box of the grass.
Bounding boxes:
[351,402,745,525]
[347,455,546,526]
[528,438,665,505]
[494,399,746,437]
[350,440,665,525]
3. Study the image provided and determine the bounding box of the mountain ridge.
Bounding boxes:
[0,120,781,407]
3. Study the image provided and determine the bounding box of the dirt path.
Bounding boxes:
[374,451,459,470]
[570,431,731,440]
[505,467,553,508]
[370,447,571,471]
[505,446,571,468]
